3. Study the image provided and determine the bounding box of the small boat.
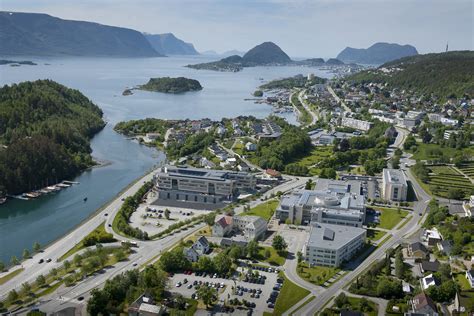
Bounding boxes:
[0,197,7,205]
[83,197,88,202]
[56,183,70,188]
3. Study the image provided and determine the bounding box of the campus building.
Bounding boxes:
[154,166,256,206]
[212,214,267,240]
[275,179,366,227]
[303,223,366,267]
[382,168,408,201]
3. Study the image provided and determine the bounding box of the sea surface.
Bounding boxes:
[0,55,332,263]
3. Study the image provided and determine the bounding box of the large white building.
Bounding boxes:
[304,223,366,267]
[341,117,373,132]
[154,166,256,207]
[382,168,408,201]
[275,179,366,227]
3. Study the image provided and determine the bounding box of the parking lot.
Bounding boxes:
[169,264,281,315]
[129,205,210,235]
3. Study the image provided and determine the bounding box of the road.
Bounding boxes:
[327,86,351,113]
[297,165,431,314]
[3,174,308,313]
[298,90,319,125]
[0,168,158,301]
[217,141,263,172]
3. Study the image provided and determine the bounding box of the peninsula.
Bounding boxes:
[138,77,203,94]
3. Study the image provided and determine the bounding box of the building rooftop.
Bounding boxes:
[383,168,407,186]
[157,165,250,182]
[307,223,366,250]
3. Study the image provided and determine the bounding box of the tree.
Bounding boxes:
[272,235,288,252]
[73,254,83,267]
[246,240,259,259]
[0,261,5,272]
[447,187,465,200]
[305,179,314,190]
[63,260,71,271]
[394,250,405,279]
[204,212,216,226]
[50,268,58,277]
[64,275,75,287]
[165,208,171,220]
[319,168,337,179]
[358,297,372,312]
[403,134,417,150]
[23,249,31,260]
[36,274,46,287]
[214,253,232,275]
[197,286,217,307]
[265,248,271,259]
[21,282,32,296]
[10,256,19,266]
[7,289,19,303]
[33,242,41,253]
[114,249,127,261]
[229,246,244,262]
[197,256,215,272]
[334,292,348,308]
[297,251,303,263]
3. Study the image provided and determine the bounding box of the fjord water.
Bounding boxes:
[0,56,331,262]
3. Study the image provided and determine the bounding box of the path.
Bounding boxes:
[327,85,351,113]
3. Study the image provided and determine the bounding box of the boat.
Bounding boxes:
[83,197,88,202]
[56,183,71,188]
[47,185,61,192]
[0,197,6,205]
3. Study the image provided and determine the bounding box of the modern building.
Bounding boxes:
[303,223,366,267]
[423,229,442,246]
[382,168,408,201]
[154,166,256,206]
[276,179,366,227]
[341,117,373,132]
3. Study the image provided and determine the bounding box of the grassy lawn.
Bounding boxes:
[366,229,387,242]
[457,291,474,313]
[322,296,378,316]
[455,273,472,291]
[59,221,115,261]
[290,296,315,315]
[410,143,474,161]
[257,246,287,266]
[373,207,409,230]
[0,267,24,285]
[241,199,279,220]
[296,262,340,286]
[290,146,332,174]
[271,272,310,315]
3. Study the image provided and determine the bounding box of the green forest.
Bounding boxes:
[139,77,202,94]
[0,80,105,195]
[260,74,326,90]
[348,51,474,99]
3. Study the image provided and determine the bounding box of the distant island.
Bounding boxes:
[0,11,160,57]
[0,60,37,66]
[0,80,105,196]
[187,42,292,72]
[144,33,199,55]
[138,77,203,94]
[337,42,418,64]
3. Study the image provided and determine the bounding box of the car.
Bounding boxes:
[183,278,188,284]
[191,294,196,299]
[203,272,207,277]
[220,282,225,288]
[121,198,125,201]
[132,262,138,266]
[108,224,112,227]
[273,286,280,291]
[193,280,198,285]
[250,293,255,298]
[255,294,260,298]
[77,296,84,301]
[187,284,193,289]
[104,213,108,216]
[175,282,182,287]
[419,212,422,216]
[46,258,52,263]
[38,259,44,264]
[213,273,218,278]
[267,303,275,308]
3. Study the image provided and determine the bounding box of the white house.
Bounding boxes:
[245,142,257,151]
[421,274,437,290]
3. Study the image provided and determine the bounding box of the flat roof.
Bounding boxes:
[383,168,407,186]
[157,165,250,182]
[307,223,365,250]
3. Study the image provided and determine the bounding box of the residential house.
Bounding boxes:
[407,242,429,259]
[183,247,199,262]
[245,142,257,151]
[420,260,440,274]
[421,274,438,290]
[128,294,165,316]
[408,293,438,316]
[423,229,442,246]
[192,236,210,255]
[212,215,233,237]
[466,270,474,288]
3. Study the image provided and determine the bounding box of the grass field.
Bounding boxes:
[373,207,409,230]
[410,143,474,161]
[0,268,24,285]
[367,229,387,241]
[455,273,472,291]
[423,165,474,199]
[242,199,279,220]
[290,146,333,176]
[257,246,287,266]
[271,272,310,315]
[296,262,340,286]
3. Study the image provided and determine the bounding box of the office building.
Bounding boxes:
[382,168,408,201]
[304,223,366,267]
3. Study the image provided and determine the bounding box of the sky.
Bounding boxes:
[1,0,473,58]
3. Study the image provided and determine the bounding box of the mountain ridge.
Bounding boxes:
[144,33,199,55]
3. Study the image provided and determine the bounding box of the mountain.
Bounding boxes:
[242,42,292,65]
[325,58,344,65]
[144,33,198,55]
[0,11,161,57]
[337,42,418,64]
[187,41,291,71]
[347,51,474,99]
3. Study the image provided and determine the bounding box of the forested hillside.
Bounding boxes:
[347,51,474,99]
[0,80,105,195]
